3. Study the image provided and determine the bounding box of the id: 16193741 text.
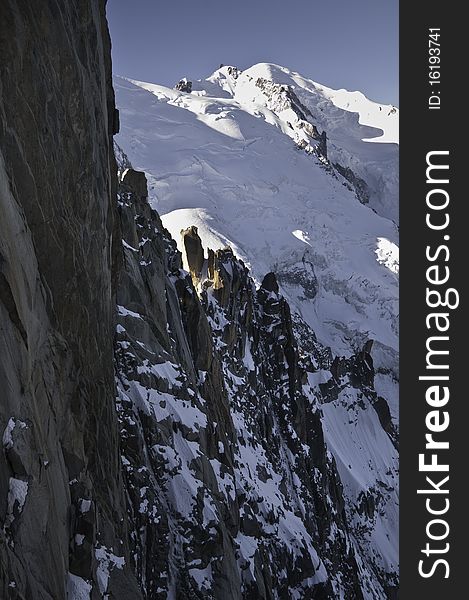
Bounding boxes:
[428,28,441,110]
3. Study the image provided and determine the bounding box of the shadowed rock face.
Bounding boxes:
[0,1,140,597]
[122,169,148,200]
[260,272,279,294]
[333,162,371,205]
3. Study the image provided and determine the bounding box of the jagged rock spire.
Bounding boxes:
[181,225,204,283]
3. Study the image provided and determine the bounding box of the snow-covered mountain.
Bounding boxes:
[114,63,399,419]
[113,63,399,598]
[0,4,398,596]
[115,64,398,366]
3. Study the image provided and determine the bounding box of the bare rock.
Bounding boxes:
[181,225,204,283]
[122,168,148,200]
[174,78,192,93]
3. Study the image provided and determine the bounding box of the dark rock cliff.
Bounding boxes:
[0,1,138,597]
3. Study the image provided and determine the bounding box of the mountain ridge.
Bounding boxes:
[113,148,398,597]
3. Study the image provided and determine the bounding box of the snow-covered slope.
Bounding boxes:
[114,63,399,598]
[234,63,398,222]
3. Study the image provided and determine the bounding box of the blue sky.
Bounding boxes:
[107,0,398,106]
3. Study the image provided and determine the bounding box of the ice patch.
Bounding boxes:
[66,573,92,600]
[189,563,213,590]
[95,545,125,595]
[79,499,92,514]
[122,239,138,252]
[2,417,27,449]
[5,477,28,527]
[117,305,143,319]
[375,237,399,274]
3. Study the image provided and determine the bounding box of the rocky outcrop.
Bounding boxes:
[227,66,241,79]
[318,131,328,159]
[333,162,371,205]
[253,75,333,161]
[181,226,205,283]
[252,75,378,202]
[175,78,193,93]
